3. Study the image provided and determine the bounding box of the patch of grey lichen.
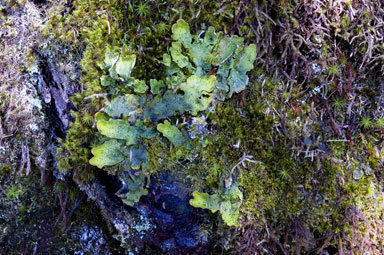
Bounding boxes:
[0,0,48,174]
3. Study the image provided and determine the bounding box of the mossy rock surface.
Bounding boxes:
[3,0,384,254]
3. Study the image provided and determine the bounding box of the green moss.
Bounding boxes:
[0,164,11,174]
[135,2,150,17]
[173,74,368,248]
[6,184,24,200]
[360,117,372,129]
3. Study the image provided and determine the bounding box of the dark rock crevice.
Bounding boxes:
[37,58,77,138]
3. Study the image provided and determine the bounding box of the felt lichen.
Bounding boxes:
[105,95,139,118]
[116,173,148,206]
[84,18,255,219]
[169,19,256,99]
[88,18,256,163]
[89,139,124,169]
[190,185,243,226]
[157,120,191,149]
[180,75,216,115]
[96,119,139,144]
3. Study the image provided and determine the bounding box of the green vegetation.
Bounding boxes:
[89,139,124,169]
[85,18,256,210]
[117,173,148,206]
[360,117,372,129]
[44,0,384,253]
[190,185,243,226]
[157,120,191,149]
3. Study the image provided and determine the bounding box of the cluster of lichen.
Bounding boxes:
[51,0,240,184]
[85,19,255,224]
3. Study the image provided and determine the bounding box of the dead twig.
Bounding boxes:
[55,187,70,231]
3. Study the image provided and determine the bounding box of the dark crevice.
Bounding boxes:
[37,58,78,138]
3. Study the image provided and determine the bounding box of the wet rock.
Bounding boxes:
[136,172,212,254]
[71,225,111,255]
[83,170,212,254]
[77,177,152,253]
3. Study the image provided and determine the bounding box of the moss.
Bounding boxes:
[0,164,11,174]
[0,164,124,254]
[181,73,381,251]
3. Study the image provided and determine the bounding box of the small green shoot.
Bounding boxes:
[360,117,372,129]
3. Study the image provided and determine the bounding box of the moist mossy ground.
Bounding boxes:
[0,163,125,254]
